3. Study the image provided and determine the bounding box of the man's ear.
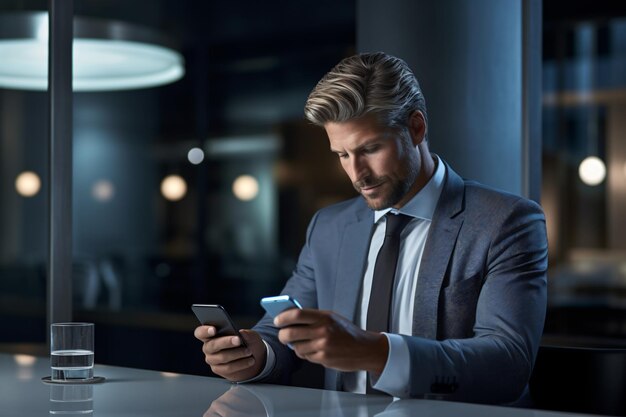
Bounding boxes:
[407,110,427,146]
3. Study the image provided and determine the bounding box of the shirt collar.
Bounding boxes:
[374,154,446,223]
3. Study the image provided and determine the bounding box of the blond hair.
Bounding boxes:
[304,52,427,130]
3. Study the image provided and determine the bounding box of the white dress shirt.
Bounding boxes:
[343,156,445,396]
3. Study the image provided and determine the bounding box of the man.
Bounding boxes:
[194,52,547,404]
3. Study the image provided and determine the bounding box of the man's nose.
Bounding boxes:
[349,156,369,181]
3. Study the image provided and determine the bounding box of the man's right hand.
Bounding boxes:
[194,326,267,382]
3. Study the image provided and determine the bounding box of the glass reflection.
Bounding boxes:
[49,384,93,416]
[203,385,395,417]
[203,385,269,417]
[318,390,391,417]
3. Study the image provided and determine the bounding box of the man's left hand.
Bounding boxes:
[274,309,389,373]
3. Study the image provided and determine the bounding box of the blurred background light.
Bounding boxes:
[187,147,205,165]
[14,354,36,366]
[91,179,115,202]
[232,175,259,201]
[161,175,187,201]
[578,156,606,186]
[15,171,41,197]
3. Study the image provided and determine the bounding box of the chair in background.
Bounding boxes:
[530,344,626,416]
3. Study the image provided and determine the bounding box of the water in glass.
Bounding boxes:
[51,349,94,380]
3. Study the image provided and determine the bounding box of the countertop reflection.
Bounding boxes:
[0,353,592,417]
[1,353,391,417]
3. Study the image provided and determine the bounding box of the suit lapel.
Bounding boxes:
[332,204,374,322]
[413,163,465,339]
[330,203,374,391]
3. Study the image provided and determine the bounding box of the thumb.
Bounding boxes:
[239,330,266,357]
[239,329,261,345]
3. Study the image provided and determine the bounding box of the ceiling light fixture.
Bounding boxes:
[0,12,184,91]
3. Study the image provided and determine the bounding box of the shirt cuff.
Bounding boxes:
[371,333,411,397]
[236,340,275,383]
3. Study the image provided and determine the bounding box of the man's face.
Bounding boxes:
[325,114,422,210]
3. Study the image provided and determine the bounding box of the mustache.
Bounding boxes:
[353,176,386,191]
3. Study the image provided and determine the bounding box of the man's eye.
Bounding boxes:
[338,153,349,159]
[364,146,379,154]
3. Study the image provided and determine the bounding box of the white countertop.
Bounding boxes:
[0,353,596,417]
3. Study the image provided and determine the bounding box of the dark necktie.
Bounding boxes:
[365,213,411,395]
[366,213,412,333]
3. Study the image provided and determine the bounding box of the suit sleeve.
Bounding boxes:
[403,198,548,404]
[251,211,321,385]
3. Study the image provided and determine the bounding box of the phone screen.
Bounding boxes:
[191,304,247,347]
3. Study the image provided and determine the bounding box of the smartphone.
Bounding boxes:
[260,295,303,318]
[191,304,247,347]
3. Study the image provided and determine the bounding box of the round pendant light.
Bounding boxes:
[0,12,185,91]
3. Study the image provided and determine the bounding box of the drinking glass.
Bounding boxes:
[50,323,94,381]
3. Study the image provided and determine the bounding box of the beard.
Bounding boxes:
[353,134,422,210]
[354,176,411,210]
[354,162,419,210]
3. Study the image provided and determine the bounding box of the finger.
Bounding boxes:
[277,322,325,346]
[205,344,252,366]
[296,348,326,365]
[203,335,245,355]
[212,355,256,376]
[291,341,311,359]
[194,325,217,341]
[277,326,306,345]
[274,308,323,327]
[238,330,263,352]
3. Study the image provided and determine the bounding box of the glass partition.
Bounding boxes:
[0,0,356,374]
[542,14,626,344]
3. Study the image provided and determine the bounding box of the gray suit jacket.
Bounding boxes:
[254,162,548,405]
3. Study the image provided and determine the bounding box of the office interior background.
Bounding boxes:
[1,0,626,380]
